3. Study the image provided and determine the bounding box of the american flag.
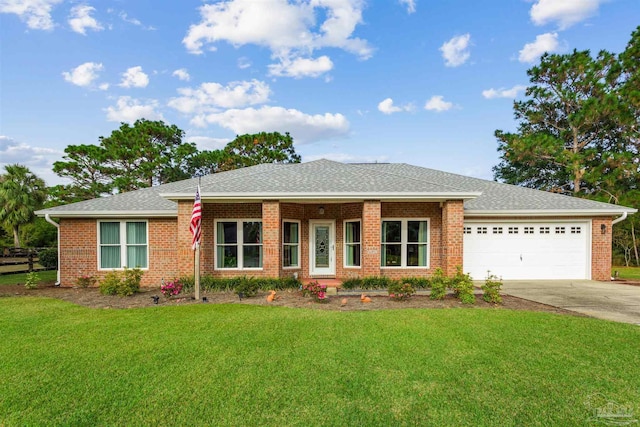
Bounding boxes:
[190,184,202,250]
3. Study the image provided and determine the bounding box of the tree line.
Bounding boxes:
[0,130,300,248]
[494,25,639,265]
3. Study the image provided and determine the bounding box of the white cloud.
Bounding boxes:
[424,95,453,112]
[377,98,412,114]
[187,136,230,150]
[119,66,149,88]
[440,33,471,67]
[105,96,163,123]
[518,32,559,63]
[399,0,416,14]
[0,0,62,30]
[530,0,603,30]
[237,57,252,69]
[98,82,109,91]
[168,79,271,114]
[119,11,155,30]
[268,55,333,78]
[199,106,350,144]
[172,68,190,81]
[482,85,527,99]
[68,4,103,35]
[0,135,67,186]
[62,62,104,87]
[183,0,372,77]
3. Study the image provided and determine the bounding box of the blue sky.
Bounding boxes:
[1,0,639,187]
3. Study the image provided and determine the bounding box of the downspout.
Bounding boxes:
[44,214,61,286]
[612,211,628,226]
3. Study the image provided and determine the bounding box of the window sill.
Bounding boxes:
[381,266,429,269]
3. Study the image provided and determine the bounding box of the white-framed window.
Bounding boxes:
[540,226,550,234]
[98,220,148,269]
[477,227,488,234]
[283,220,300,268]
[215,219,262,269]
[524,226,534,234]
[493,227,503,234]
[344,220,361,267]
[463,227,472,234]
[571,226,582,234]
[555,226,566,234]
[381,219,429,268]
[508,226,519,234]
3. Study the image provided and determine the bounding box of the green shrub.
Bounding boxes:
[38,248,58,269]
[76,275,96,288]
[451,266,475,304]
[340,278,362,289]
[429,268,448,300]
[24,271,40,289]
[361,276,394,289]
[178,275,301,294]
[388,280,415,301]
[99,268,142,297]
[482,272,503,304]
[235,277,259,298]
[120,268,142,296]
[401,276,430,290]
[99,271,122,295]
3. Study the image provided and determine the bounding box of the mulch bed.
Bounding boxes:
[0,282,582,316]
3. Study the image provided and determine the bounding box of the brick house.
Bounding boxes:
[36,159,635,287]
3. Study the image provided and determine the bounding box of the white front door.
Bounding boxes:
[309,220,335,276]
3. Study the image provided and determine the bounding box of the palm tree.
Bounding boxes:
[0,164,47,248]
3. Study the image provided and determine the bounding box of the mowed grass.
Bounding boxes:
[1,298,639,426]
[613,265,640,280]
[0,270,57,286]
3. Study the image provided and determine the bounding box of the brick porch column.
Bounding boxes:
[441,200,464,276]
[177,200,196,277]
[362,200,381,277]
[592,217,613,281]
[262,200,281,278]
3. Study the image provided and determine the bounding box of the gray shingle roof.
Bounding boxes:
[36,159,635,218]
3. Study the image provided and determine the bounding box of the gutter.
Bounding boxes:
[44,214,61,287]
[612,211,628,225]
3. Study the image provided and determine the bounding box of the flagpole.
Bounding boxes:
[191,176,202,301]
[194,243,201,301]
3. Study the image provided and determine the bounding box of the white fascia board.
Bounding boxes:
[160,191,482,201]
[35,210,177,218]
[465,208,637,217]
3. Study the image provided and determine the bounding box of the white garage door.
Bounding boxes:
[463,221,591,280]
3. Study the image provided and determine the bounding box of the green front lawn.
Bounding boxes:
[612,266,640,280]
[0,270,57,286]
[0,298,638,426]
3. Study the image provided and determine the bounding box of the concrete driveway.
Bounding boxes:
[500,280,640,325]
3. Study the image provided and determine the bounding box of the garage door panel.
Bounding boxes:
[463,221,589,280]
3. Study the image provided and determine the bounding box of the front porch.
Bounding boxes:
[177,199,465,282]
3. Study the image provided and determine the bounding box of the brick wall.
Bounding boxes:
[59,217,178,287]
[592,217,612,281]
[441,200,464,276]
[262,201,281,277]
[362,200,382,277]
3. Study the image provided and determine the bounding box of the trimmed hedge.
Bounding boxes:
[178,275,301,295]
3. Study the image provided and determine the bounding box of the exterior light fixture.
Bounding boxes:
[319,206,325,215]
[601,224,607,234]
